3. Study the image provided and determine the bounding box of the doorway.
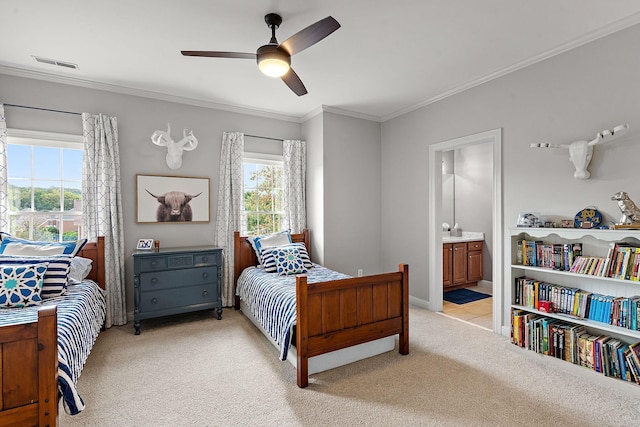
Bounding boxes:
[428,129,503,333]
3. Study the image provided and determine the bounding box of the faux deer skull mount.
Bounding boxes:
[529,124,629,179]
[151,123,198,169]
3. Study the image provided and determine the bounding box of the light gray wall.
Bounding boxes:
[381,23,640,329]
[321,112,382,276]
[301,112,324,265]
[0,74,300,316]
[454,143,493,280]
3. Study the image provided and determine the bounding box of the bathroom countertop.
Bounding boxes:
[442,231,485,243]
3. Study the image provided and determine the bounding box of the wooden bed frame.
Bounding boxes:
[233,230,409,388]
[0,236,105,427]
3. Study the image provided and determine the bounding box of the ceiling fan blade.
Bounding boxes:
[280,16,340,55]
[181,51,256,59]
[281,68,307,96]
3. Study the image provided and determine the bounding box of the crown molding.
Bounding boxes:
[382,11,640,122]
[0,65,302,123]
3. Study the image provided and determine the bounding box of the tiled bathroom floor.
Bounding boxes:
[441,284,493,330]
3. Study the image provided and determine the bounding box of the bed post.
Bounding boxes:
[37,306,58,427]
[295,274,310,388]
[398,264,409,355]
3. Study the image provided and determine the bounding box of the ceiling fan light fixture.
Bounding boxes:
[257,45,290,77]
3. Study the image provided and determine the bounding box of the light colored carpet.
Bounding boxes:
[61,306,640,426]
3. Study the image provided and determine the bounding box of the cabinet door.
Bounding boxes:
[443,244,453,287]
[452,243,467,284]
[467,250,483,282]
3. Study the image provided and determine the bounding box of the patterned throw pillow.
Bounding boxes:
[274,247,308,276]
[249,231,292,261]
[0,255,72,298]
[260,243,313,273]
[0,263,48,308]
[0,232,87,257]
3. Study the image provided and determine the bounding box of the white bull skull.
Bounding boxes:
[151,123,198,169]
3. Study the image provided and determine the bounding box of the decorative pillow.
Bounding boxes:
[0,232,87,257]
[260,242,313,273]
[0,255,72,298]
[0,263,48,308]
[248,230,292,260]
[68,256,93,284]
[274,247,308,276]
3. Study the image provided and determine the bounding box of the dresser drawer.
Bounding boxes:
[140,257,168,271]
[140,284,218,312]
[140,266,217,291]
[194,251,221,266]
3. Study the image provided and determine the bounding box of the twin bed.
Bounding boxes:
[0,236,105,427]
[234,230,409,387]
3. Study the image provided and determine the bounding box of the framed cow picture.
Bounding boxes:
[136,174,210,223]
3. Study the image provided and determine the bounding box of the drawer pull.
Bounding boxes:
[151,298,158,304]
[151,277,158,284]
[202,290,208,297]
[202,272,209,279]
[202,256,208,262]
[151,261,157,266]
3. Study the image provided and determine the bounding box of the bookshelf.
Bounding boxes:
[509,227,640,385]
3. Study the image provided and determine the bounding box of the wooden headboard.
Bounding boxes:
[233,229,310,309]
[76,236,106,290]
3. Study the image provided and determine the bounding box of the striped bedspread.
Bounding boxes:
[236,264,349,360]
[0,281,105,415]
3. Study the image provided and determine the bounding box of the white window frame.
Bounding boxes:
[243,151,284,236]
[6,128,84,242]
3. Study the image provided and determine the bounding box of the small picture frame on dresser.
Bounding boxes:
[136,239,154,250]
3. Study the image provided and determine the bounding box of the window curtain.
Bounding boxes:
[214,132,245,307]
[282,139,306,233]
[0,104,8,231]
[82,113,126,327]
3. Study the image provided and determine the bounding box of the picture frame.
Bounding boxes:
[136,174,210,223]
[136,239,154,250]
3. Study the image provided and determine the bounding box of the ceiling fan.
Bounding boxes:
[181,13,340,96]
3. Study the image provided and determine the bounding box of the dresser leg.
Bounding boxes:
[134,321,141,335]
[216,307,223,320]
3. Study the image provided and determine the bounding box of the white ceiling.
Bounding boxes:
[3,1,640,122]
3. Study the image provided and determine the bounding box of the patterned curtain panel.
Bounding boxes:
[214,132,245,307]
[0,104,8,231]
[283,140,306,233]
[82,113,126,327]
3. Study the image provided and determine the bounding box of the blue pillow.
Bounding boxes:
[248,231,292,261]
[260,243,313,273]
[0,255,72,298]
[0,232,87,257]
[274,247,308,276]
[0,263,48,308]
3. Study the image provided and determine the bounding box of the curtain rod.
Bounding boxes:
[3,103,82,116]
[245,133,283,142]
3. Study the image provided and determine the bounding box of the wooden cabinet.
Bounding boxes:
[133,246,223,334]
[443,240,483,290]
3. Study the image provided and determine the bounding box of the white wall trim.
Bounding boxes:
[382,11,640,122]
[428,128,503,334]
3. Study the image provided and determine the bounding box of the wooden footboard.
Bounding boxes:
[295,264,409,387]
[0,306,58,427]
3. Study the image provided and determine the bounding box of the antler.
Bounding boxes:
[175,129,199,151]
[151,123,173,147]
[589,123,629,146]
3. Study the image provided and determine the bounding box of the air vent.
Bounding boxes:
[32,56,78,70]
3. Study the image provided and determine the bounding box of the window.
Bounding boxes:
[243,153,284,236]
[6,130,83,242]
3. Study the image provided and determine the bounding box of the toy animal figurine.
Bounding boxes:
[611,191,640,225]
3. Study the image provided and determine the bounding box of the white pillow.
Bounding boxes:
[248,231,292,260]
[2,242,66,256]
[68,256,93,284]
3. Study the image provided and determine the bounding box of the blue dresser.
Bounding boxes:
[133,246,223,334]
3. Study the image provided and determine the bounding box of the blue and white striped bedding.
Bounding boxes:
[236,264,349,360]
[0,280,105,415]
